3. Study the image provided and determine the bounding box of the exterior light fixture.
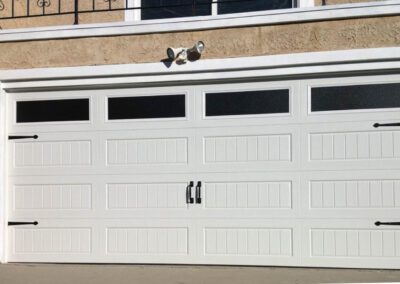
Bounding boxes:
[167,41,205,63]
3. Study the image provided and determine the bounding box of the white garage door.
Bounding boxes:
[6,75,400,268]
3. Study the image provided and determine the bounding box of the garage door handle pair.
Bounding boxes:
[186,181,202,204]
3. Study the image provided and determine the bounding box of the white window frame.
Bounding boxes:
[124,0,313,22]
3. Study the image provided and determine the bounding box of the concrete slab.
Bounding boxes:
[0,264,399,284]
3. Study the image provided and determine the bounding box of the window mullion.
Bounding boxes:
[125,0,141,21]
[212,0,218,16]
[297,0,315,8]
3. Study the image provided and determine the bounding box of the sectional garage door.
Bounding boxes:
[6,75,400,268]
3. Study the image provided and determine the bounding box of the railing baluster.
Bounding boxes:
[92,0,95,11]
[27,0,30,16]
[58,0,60,14]
[11,0,14,17]
[74,0,78,24]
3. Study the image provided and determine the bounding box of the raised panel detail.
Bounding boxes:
[205,228,292,256]
[204,134,291,163]
[14,184,91,210]
[14,228,91,253]
[14,141,91,167]
[107,228,188,254]
[107,138,187,165]
[107,183,187,209]
[311,229,400,257]
[310,131,400,161]
[310,180,400,209]
[205,182,292,209]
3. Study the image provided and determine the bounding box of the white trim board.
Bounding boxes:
[0,0,399,42]
[1,47,400,91]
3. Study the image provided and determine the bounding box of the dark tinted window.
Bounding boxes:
[17,99,90,123]
[311,83,400,112]
[108,95,186,120]
[141,0,211,20]
[218,0,293,14]
[206,89,289,117]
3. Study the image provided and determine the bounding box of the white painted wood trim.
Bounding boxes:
[0,86,6,263]
[298,0,315,8]
[211,0,218,16]
[0,0,397,42]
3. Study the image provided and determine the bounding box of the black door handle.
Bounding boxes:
[186,181,194,204]
[196,181,202,204]
[8,135,38,140]
[375,221,400,226]
[373,122,400,128]
[8,221,38,226]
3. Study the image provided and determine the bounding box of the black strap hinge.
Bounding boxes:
[8,221,38,226]
[8,135,38,140]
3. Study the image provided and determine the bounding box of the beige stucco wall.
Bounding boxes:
[0,15,398,70]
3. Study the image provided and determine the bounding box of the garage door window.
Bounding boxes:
[311,83,400,112]
[205,89,290,117]
[16,98,90,123]
[108,94,186,120]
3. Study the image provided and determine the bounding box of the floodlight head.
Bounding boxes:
[166,41,205,63]
[167,47,185,61]
[189,41,205,54]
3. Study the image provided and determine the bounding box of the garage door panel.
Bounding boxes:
[196,219,301,266]
[197,126,300,172]
[194,173,300,218]
[102,129,196,174]
[101,219,197,263]
[9,131,98,176]
[196,81,299,129]
[303,122,400,170]
[300,171,400,219]
[301,220,400,269]
[302,75,400,124]
[7,218,98,263]
[8,175,99,219]
[102,177,193,219]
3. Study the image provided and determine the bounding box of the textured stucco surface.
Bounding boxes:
[0,15,398,70]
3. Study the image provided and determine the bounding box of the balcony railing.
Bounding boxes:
[0,0,295,25]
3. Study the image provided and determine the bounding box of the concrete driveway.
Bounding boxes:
[0,264,400,284]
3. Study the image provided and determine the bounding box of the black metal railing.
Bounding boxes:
[0,0,294,25]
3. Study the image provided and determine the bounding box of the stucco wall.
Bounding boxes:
[0,15,398,69]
